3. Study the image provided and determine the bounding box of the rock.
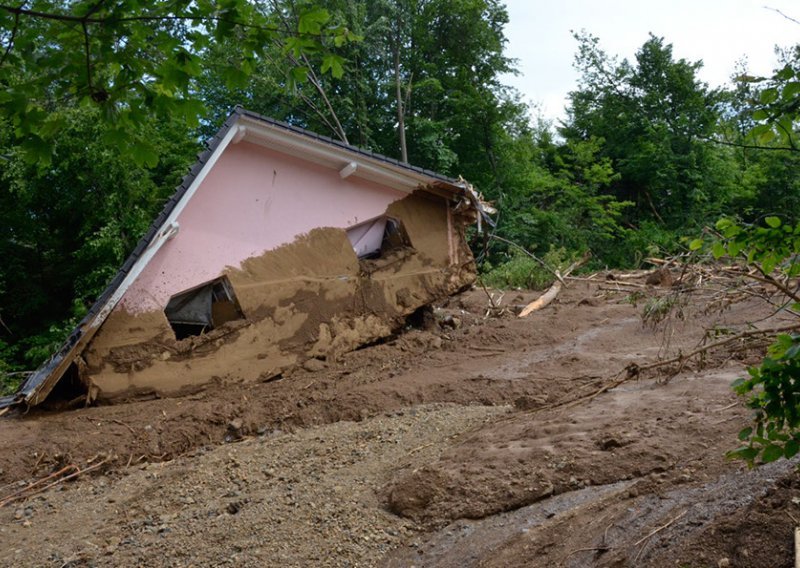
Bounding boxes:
[226,419,244,442]
[539,482,555,498]
[718,558,731,568]
[440,315,461,329]
[302,358,327,372]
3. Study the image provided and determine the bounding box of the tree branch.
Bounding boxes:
[0,8,19,67]
[701,135,800,153]
[300,52,349,144]
[81,20,93,94]
[0,3,319,36]
[765,6,800,26]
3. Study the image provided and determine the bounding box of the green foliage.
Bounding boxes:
[707,216,800,276]
[729,334,800,465]
[0,339,20,396]
[704,216,800,465]
[562,33,730,230]
[481,247,571,290]
[641,294,686,329]
[0,0,358,162]
[737,45,800,151]
[0,105,198,385]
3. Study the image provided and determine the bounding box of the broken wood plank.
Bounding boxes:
[518,253,590,318]
[518,281,563,317]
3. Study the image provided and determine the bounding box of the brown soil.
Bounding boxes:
[1,272,798,567]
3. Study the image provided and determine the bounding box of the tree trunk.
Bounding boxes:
[393,42,408,163]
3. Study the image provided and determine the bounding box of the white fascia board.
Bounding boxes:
[238,117,464,195]
[89,123,241,327]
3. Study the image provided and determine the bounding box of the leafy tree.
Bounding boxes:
[0,107,198,374]
[562,33,727,230]
[0,0,357,163]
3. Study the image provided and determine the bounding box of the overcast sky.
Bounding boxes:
[501,0,800,123]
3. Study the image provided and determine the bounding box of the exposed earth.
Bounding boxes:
[1,269,799,567]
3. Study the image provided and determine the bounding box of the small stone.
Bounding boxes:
[302,358,327,372]
[539,482,555,498]
[226,419,244,442]
[718,558,731,568]
[441,315,461,329]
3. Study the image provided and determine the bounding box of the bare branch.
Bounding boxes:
[765,6,800,26]
[701,135,800,153]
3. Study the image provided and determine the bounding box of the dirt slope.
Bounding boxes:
[1,273,798,567]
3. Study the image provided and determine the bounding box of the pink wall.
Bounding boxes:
[121,140,405,313]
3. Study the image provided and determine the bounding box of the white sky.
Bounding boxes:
[501,0,800,123]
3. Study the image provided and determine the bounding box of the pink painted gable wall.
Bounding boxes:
[120,140,405,313]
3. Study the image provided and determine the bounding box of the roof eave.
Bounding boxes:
[235,116,465,196]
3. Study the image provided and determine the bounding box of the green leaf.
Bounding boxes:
[298,8,330,35]
[689,238,703,251]
[20,135,52,166]
[760,87,779,105]
[321,54,345,78]
[715,218,733,231]
[765,216,782,228]
[776,64,795,81]
[291,66,310,83]
[786,439,800,459]
[711,241,726,259]
[761,444,784,463]
[782,82,800,100]
[726,446,759,462]
[130,139,159,168]
[737,426,753,441]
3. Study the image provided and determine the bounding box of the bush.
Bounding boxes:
[481,246,572,290]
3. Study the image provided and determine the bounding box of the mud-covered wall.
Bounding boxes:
[121,140,406,314]
[83,189,476,400]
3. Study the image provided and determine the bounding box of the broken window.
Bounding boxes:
[346,216,412,260]
[164,276,244,340]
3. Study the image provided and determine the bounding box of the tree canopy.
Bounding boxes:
[0,0,358,164]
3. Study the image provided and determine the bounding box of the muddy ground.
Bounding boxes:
[1,271,799,567]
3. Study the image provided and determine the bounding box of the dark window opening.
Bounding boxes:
[347,216,412,260]
[164,276,245,340]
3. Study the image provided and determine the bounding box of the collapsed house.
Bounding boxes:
[0,108,492,410]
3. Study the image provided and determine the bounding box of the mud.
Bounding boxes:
[81,191,475,400]
[0,273,797,567]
